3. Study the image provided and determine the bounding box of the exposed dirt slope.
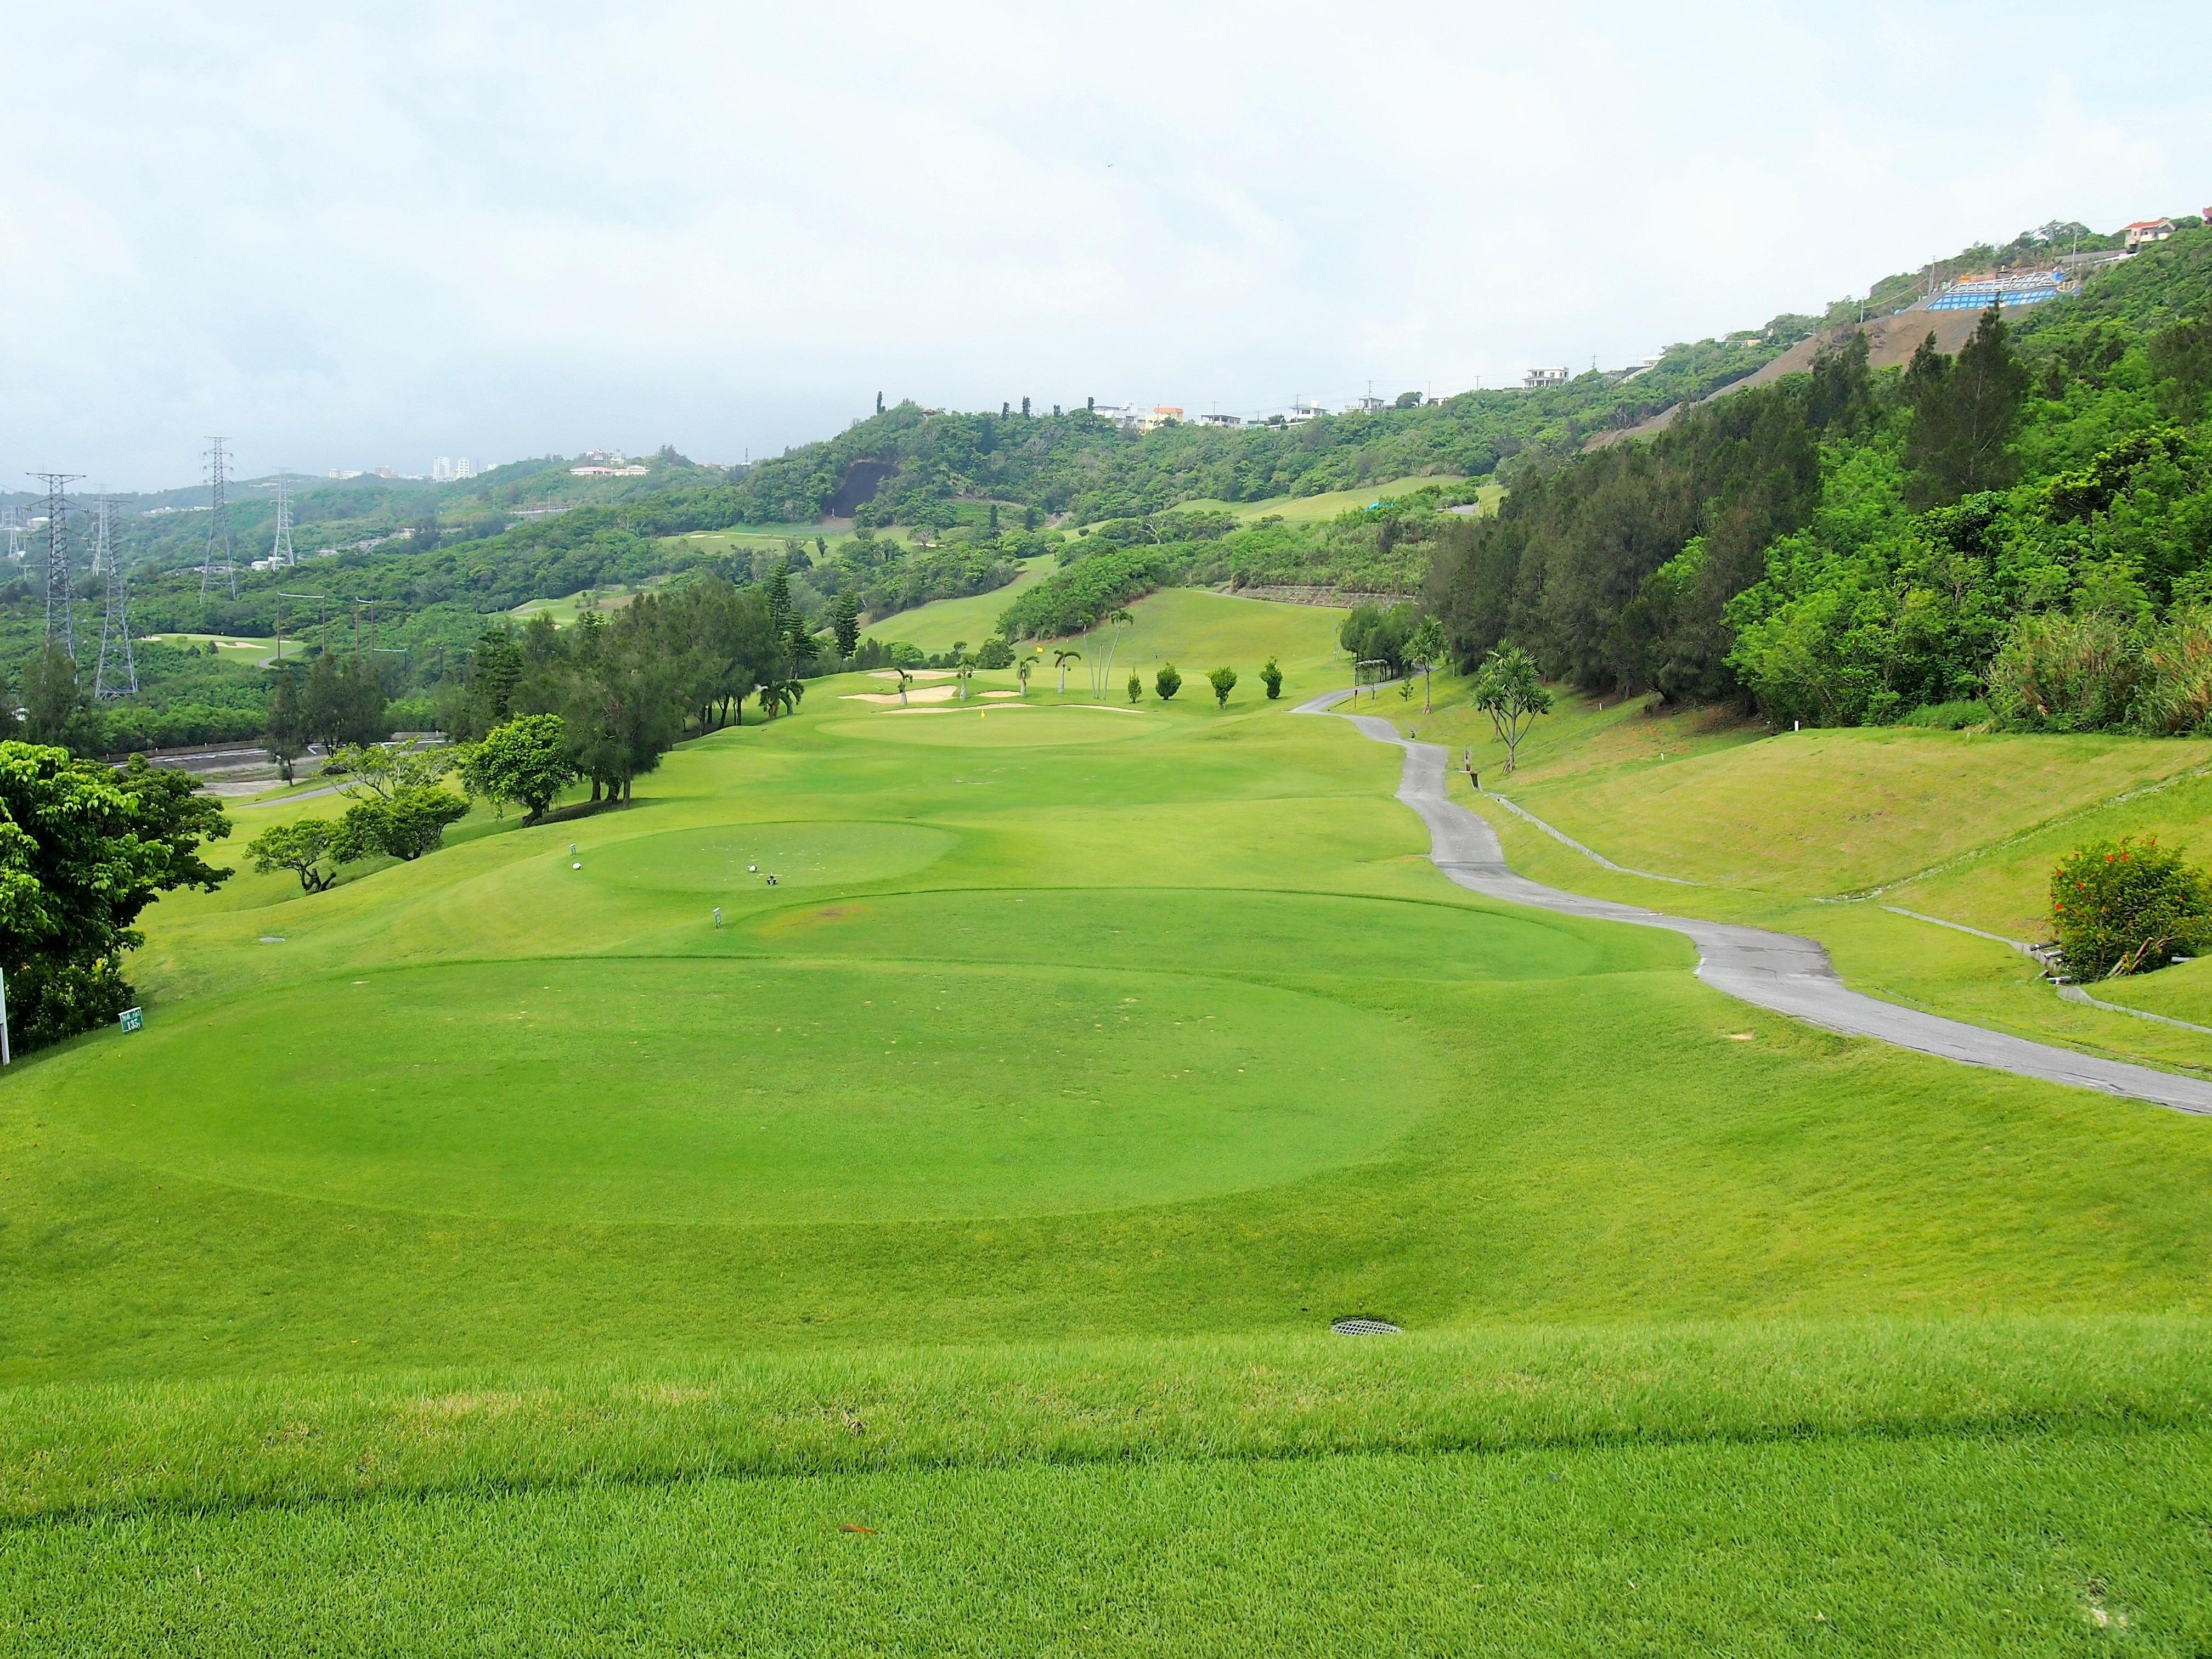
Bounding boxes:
[1585,307,1989,450]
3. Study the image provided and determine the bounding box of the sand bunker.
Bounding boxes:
[868,669,959,682]
[843,685,960,705]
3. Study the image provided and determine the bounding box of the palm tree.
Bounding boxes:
[956,662,974,701]
[895,667,914,707]
[1053,648,1081,695]
[1017,658,1032,697]
[1407,618,1447,714]
[1091,608,1135,699]
[758,676,805,720]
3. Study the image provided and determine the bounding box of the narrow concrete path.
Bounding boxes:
[1298,688,2212,1114]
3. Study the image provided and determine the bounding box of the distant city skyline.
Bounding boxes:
[4,1,2208,488]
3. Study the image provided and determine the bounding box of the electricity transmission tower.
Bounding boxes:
[94,498,137,698]
[30,471,82,658]
[268,467,296,567]
[200,436,236,600]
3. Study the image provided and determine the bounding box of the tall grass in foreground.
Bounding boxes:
[6,1313,2204,1522]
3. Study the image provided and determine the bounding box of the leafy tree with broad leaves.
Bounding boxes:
[1207,665,1238,707]
[1155,663,1182,702]
[331,786,470,864]
[0,743,230,1051]
[463,714,578,823]
[1473,646,1552,772]
[1260,656,1283,700]
[1126,669,1142,704]
[326,737,456,801]
[246,819,339,891]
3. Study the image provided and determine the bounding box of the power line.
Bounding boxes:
[200,436,236,601]
[93,496,137,698]
[268,467,296,568]
[29,472,83,658]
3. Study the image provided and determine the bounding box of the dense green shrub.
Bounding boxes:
[997,550,1164,640]
[2132,606,2212,733]
[1985,612,2142,731]
[2050,835,2212,978]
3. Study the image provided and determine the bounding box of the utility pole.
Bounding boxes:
[94,497,137,697]
[200,436,236,601]
[30,471,82,658]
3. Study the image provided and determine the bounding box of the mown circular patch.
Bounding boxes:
[55,957,1441,1224]
[586,822,956,894]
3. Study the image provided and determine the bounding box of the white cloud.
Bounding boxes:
[3,0,2207,485]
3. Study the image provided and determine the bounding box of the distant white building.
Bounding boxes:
[431,458,453,481]
[455,457,475,479]
[1284,399,1327,425]
[1195,411,1243,427]
[1523,366,1571,390]
[2124,218,2175,251]
[1352,394,1387,413]
[571,464,649,477]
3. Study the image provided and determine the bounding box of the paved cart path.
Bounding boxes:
[1299,689,2212,1114]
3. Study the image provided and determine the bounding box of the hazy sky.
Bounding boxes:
[6,1,2207,489]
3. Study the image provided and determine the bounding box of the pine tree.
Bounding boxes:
[832,591,860,660]
[1905,306,2028,508]
[763,566,793,638]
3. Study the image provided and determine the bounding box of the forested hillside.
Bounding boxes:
[1430,226,2212,733]
[9,216,2203,755]
[727,334,1813,532]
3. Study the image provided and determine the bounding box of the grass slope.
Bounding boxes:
[1176,473,1476,524]
[870,553,1057,651]
[1375,676,2212,1071]
[8,590,2212,1650]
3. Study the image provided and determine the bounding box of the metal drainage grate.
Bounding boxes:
[1329,1317,1402,1336]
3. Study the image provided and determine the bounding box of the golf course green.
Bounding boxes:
[7,589,2212,1654]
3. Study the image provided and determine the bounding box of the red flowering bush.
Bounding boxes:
[2049,835,2212,979]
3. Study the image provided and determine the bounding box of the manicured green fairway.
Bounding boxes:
[868,553,1058,651]
[1176,473,1476,523]
[8,588,2212,1651]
